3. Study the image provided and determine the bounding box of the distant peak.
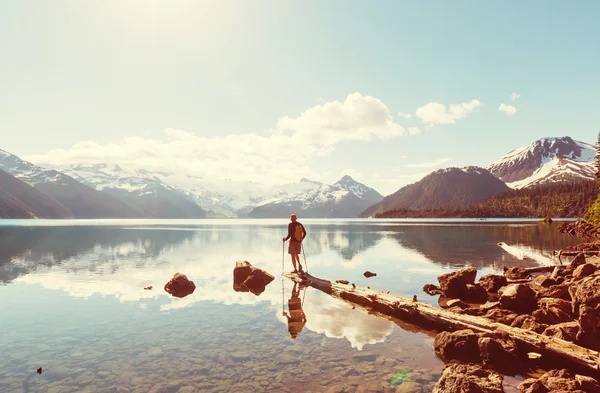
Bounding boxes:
[299,177,320,184]
[339,174,355,182]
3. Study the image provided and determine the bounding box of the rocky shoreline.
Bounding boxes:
[421,250,600,392]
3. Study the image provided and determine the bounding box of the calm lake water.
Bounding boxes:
[0,219,585,393]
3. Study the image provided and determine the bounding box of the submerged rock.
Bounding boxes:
[233,261,275,296]
[433,363,504,393]
[164,273,196,298]
[363,271,376,278]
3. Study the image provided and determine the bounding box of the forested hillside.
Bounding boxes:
[376,180,596,218]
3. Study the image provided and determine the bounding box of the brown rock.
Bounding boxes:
[542,321,580,342]
[423,283,443,296]
[432,363,504,393]
[573,263,598,280]
[504,266,531,280]
[536,284,571,301]
[538,369,579,391]
[575,374,600,393]
[433,330,481,364]
[538,297,572,314]
[569,252,587,269]
[485,308,519,325]
[465,283,488,303]
[478,274,508,293]
[437,268,477,299]
[445,299,468,309]
[576,305,600,350]
[363,271,376,278]
[477,333,524,376]
[233,261,253,292]
[243,268,275,296]
[533,275,556,288]
[499,284,538,314]
[510,315,547,333]
[164,273,196,298]
[569,275,600,315]
[533,298,574,325]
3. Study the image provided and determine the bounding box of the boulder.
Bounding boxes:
[569,252,587,269]
[464,283,488,303]
[478,274,508,293]
[477,332,524,376]
[576,305,600,350]
[499,284,538,314]
[573,263,598,280]
[532,298,574,325]
[569,275,600,315]
[510,315,547,333]
[432,363,504,393]
[233,261,275,296]
[575,375,600,393]
[532,275,556,288]
[433,330,481,364]
[164,273,196,298]
[538,369,581,391]
[536,284,571,301]
[504,266,530,280]
[542,321,580,342]
[518,378,548,393]
[423,283,444,296]
[485,308,519,325]
[437,268,477,299]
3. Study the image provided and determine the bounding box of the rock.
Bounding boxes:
[432,363,504,393]
[164,273,196,298]
[504,267,530,280]
[363,271,376,278]
[465,284,488,304]
[243,268,275,296]
[575,374,600,393]
[232,261,275,296]
[573,263,598,280]
[445,299,468,309]
[499,284,538,314]
[533,275,555,288]
[485,308,519,325]
[477,332,524,376]
[542,321,580,342]
[230,351,251,362]
[478,274,508,293]
[532,298,574,325]
[144,286,153,290]
[394,382,422,393]
[437,268,477,298]
[518,378,549,393]
[336,280,349,284]
[569,252,587,269]
[576,305,600,350]
[536,284,571,301]
[510,315,547,333]
[541,216,553,223]
[423,284,443,296]
[538,369,580,391]
[433,330,481,364]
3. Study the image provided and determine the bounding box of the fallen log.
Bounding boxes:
[285,272,600,376]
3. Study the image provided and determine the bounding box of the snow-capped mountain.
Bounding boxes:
[0,150,140,218]
[58,163,207,218]
[248,175,384,218]
[486,136,596,189]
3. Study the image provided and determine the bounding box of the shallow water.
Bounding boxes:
[0,219,585,393]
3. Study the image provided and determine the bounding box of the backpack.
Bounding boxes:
[294,223,304,241]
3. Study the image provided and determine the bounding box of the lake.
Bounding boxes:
[0,219,585,393]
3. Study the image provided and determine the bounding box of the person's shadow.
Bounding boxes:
[282,282,307,339]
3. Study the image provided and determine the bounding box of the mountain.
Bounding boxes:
[58,164,208,218]
[361,166,509,217]
[486,136,596,189]
[0,150,142,218]
[248,175,384,218]
[0,168,71,218]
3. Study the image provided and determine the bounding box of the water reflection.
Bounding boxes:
[282,282,308,339]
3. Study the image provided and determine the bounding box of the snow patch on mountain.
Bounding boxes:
[487,136,596,189]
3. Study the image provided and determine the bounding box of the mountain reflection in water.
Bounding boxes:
[0,220,584,392]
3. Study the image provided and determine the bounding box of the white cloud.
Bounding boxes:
[276,92,407,145]
[511,93,521,100]
[26,93,412,187]
[403,157,452,168]
[498,103,517,116]
[415,99,482,125]
[397,112,412,119]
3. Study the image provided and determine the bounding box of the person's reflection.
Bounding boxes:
[282,282,307,339]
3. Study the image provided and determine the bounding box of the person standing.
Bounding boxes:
[282,214,306,273]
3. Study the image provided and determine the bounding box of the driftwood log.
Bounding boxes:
[285,272,600,376]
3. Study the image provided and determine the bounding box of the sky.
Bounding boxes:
[1,0,599,195]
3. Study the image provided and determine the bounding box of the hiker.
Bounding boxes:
[282,213,307,273]
[282,282,307,339]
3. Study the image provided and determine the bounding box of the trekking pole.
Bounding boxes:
[301,243,309,273]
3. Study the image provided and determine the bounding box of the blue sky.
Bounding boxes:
[1,0,599,194]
